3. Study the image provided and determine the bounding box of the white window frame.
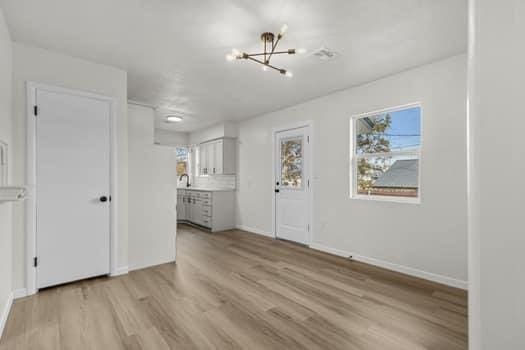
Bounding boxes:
[349,103,422,204]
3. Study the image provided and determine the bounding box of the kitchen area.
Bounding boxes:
[127,107,240,271]
[160,121,238,233]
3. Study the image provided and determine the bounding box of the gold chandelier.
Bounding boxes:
[226,24,305,77]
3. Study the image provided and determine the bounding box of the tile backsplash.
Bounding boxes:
[193,175,236,189]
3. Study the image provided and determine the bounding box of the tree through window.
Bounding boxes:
[351,105,421,202]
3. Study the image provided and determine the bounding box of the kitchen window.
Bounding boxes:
[350,104,422,203]
[175,147,189,176]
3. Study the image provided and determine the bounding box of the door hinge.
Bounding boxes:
[307,224,310,232]
[33,256,38,267]
[307,135,310,143]
[33,105,38,116]
[307,179,310,188]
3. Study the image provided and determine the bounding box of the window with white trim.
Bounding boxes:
[175,147,189,176]
[350,104,422,202]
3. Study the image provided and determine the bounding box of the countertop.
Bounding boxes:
[177,187,235,192]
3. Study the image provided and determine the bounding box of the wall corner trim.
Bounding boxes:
[111,266,129,277]
[0,292,14,339]
[12,289,27,300]
[309,242,468,290]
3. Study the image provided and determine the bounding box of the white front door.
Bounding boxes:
[36,88,111,289]
[275,126,310,245]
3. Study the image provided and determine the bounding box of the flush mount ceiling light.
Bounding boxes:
[165,115,183,123]
[226,24,305,77]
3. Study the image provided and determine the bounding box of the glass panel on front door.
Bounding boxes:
[280,137,303,189]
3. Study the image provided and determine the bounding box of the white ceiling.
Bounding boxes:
[1,0,467,132]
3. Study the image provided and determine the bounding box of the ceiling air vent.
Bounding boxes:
[311,47,338,61]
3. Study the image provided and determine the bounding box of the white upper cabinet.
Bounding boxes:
[213,140,223,175]
[199,142,209,175]
[199,138,236,175]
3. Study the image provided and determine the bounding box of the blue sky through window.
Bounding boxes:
[385,106,421,151]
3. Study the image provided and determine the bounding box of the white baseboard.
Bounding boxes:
[236,225,274,238]
[0,292,14,339]
[309,243,352,258]
[110,266,129,277]
[309,242,468,290]
[12,289,27,300]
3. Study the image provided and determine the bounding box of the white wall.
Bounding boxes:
[237,55,468,287]
[0,7,13,336]
[11,43,129,291]
[189,121,238,144]
[468,0,525,348]
[154,128,189,146]
[128,104,177,271]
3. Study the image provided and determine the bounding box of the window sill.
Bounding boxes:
[350,194,421,205]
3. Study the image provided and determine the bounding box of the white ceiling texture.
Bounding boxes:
[1,0,466,132]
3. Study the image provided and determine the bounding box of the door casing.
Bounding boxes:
[25,82,118,295]
[272,121,313,246]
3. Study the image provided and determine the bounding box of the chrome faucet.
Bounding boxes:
[179,173,191,188]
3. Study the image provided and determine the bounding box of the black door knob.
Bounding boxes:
[99,196,108,202]
[274,189,280,193]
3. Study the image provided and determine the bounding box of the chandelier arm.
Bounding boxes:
[246,56,268,65]
[246,51,294,57]
[246,56,284,73]
[264,36,267,64]
[267,35,283,63]
[272,34,282,51]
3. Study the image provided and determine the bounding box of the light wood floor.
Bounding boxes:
[0,224,468,349]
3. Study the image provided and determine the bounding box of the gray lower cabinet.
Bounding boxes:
[177,189,235,232]
[177,192,187,221]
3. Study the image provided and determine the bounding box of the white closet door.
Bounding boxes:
[36,88,111,289]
